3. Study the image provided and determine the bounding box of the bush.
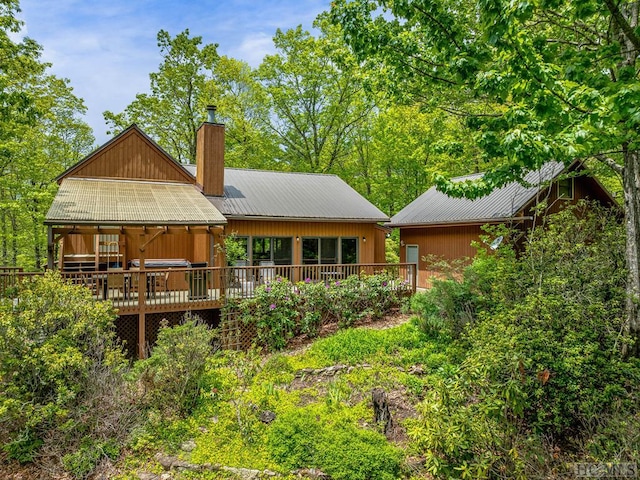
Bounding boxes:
[229,272,409,351]
[134,314,218,416]
[408,203,640,478]
[0,272,134,476]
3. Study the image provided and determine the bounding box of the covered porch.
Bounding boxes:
[44,177,228,358]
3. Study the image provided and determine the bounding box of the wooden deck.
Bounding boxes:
[0,263,417,315]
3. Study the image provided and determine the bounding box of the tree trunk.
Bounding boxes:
[623,147,640,358]
[372,387,392,436]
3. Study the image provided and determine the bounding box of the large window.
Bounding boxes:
[251,237,292,265]
[303,237,358,265]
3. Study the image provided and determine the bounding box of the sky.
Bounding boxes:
[17,0,329,144]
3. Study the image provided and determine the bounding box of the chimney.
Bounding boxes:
[196,105,224,196]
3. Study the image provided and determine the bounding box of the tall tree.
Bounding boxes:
[0,0,93,269]
[331,0,640,357]
[366,104,481,216]
[257,22,375,173]
[205,56,280,169]
[104,29,219,164]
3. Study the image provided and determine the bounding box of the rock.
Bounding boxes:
[137,473,161,480]
[181,440,196,452]
[222,466,277,479]
[259,410,276,424]
[294,468,329,478]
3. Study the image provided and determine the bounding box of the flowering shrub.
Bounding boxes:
[227,272,410,351]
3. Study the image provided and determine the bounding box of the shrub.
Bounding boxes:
[134,314,218,416]
[0,272,133,476]
[229,272,409,351]
[410,277,479,339]
[408,203,640,478]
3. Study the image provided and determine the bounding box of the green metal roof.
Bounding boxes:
[45,178,227,226]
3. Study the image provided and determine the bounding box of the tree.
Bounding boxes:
[104,29,219,164]
[366,104,481,216]
[0,0,93,269]
[331,0,640,356]
[257,22,375,174]
[206,56,280,169]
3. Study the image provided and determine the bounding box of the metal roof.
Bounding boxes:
[45,178,227,226]
[206,168,389,222]
[389,162,566,227]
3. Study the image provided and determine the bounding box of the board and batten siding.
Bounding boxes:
[400,224,483,289]
[226,219,379,264]
[64,128,193,184]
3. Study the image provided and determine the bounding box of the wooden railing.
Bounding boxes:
[0,263,417,314]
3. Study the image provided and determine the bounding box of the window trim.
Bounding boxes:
[557,177,574,200]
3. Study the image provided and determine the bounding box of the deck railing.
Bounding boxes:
[0,263,417,313]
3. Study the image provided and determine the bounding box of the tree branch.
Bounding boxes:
[602,0,640,50]
[594,153,624,175]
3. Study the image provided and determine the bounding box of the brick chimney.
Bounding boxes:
[196,105,224,196]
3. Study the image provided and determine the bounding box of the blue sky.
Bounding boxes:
[17,0,329,144]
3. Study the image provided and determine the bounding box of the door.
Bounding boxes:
[406,244,419,286]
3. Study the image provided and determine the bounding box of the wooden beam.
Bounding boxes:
[51,225,220,236]
[139,227,167,252]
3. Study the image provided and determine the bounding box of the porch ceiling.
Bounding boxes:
[45,177,227,226]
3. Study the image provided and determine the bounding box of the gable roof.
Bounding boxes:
[389,161,568,227]
[45,178,226,226]
[187,167,388,222]
[56,125,195,185]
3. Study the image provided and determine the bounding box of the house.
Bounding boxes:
[388,161,618,289]
[43,106,394,356]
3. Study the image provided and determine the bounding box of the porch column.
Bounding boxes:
[47,226,54,270]
[137,236,147,359]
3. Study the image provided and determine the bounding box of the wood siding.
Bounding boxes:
[400,225,482,289]
[64,128,193,184]
[397,170,619,289]
[226,219,379,264]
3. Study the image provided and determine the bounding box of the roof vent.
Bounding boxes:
[206,105,217,123]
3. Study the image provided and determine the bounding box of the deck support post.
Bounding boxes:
[138,234,147,359]
[138,311,146,359]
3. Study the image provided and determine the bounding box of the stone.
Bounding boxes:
[181,440,197,452]
[259,410,276,424]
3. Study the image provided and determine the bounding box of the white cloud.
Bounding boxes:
[17,0,332,144]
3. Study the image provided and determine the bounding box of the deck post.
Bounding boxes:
[47,226,54,270]
[138,311,146,359]
[138,238,147,359]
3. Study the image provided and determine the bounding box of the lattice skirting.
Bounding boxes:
[219,311,256,351]
[114,309,221,358]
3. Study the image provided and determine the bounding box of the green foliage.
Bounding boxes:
[220,232,248,266]
[0,272,133,475]
[410,278,479,339]
[134,314,218,416]
[62,438,120,479]
[228,272,410,351]
[0,3,93,269]
[406,204,640,477]
[266,406,402,479]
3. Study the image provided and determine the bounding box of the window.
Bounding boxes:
[341,238,358,264]
[558,177,574,199]
[251,237,292,265]
[303,237,358,265]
